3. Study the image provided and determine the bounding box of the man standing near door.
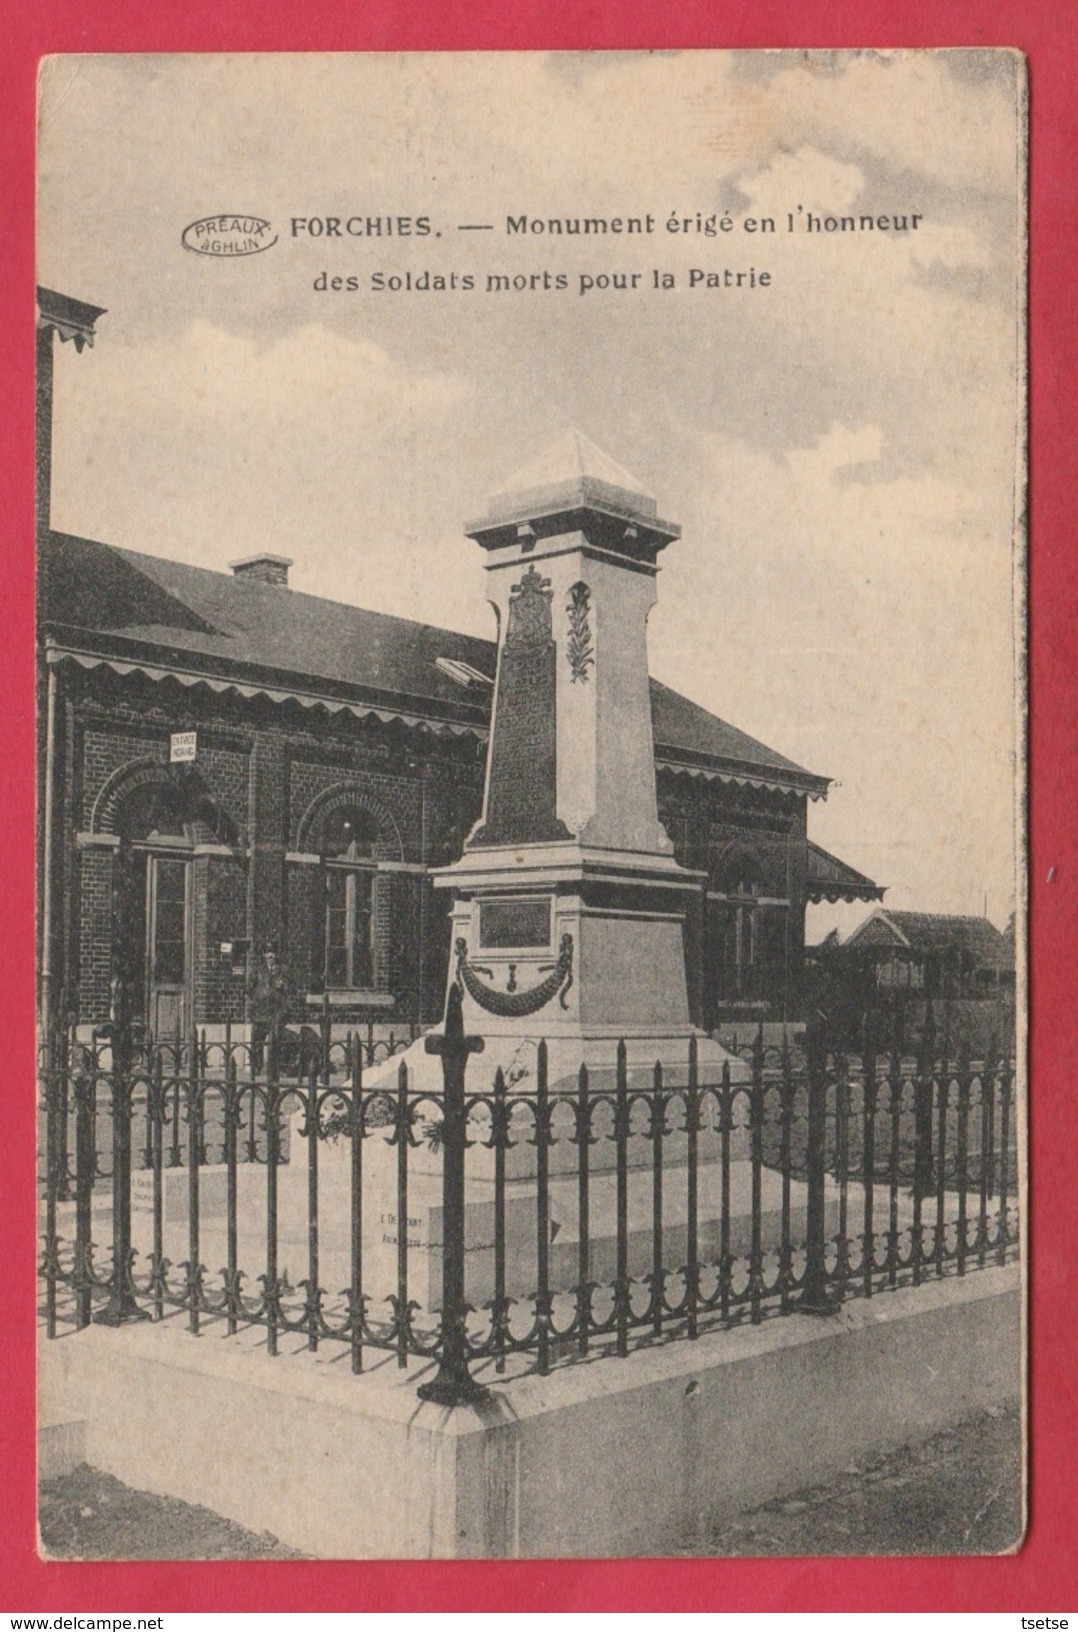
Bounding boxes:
[247,943,291,1077]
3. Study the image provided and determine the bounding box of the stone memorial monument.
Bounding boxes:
[299,435,758,1311]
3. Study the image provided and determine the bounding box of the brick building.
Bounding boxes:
[36,290,882,1044]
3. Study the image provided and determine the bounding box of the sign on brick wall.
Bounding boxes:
[170,730,197,764]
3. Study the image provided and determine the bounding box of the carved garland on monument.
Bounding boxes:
[454,934,574,1016]
[566,581,594,683]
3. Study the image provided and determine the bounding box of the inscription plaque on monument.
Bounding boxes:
[478,898,552,949]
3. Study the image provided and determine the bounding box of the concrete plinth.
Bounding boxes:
[41,1165,230,1253]
[131,1165,229,1223]
[38,1413,87,1480]
[39,1264,1021,1558]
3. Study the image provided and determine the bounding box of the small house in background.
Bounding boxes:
[806,908,1015,1057]
[843,909,1014,1000]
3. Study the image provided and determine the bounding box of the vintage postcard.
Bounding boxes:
[35,50,1026,1559]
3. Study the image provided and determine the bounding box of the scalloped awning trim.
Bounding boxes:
[48,648,485,739]
[655,756,829,802]
[805,839,885,904]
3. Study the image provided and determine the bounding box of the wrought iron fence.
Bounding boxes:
[38,995,1019,1406]
[36,1013,416,1196]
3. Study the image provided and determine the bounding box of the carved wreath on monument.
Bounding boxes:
[454,933,574,1016]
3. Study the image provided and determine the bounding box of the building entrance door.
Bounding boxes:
[146,853,190,1040]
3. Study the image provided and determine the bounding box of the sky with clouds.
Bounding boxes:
[37,50,1024,938]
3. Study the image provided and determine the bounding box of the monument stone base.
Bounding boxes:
[276,1133,838,1313]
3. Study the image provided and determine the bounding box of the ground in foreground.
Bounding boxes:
[38,1465,308,1561]
[697,1404,1022,1556]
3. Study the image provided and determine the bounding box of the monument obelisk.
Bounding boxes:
[430,430,738,1087]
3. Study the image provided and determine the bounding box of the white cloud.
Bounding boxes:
[785,422,886,481]
[737,51,1022,200]
[907,222,992,272]
[49,321,476,597]
[738,146,865,218]
[68,320,471,429]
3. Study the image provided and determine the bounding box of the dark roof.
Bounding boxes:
[847,910,1010,969]
[39,535,221,638]
[37,287,108,332]
[649,680,826,791]
[39,532,497,731]
[805,840,885,904]
[39,530,827,789]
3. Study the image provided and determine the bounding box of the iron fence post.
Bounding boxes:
[417,984,487,1406]
[799,1018,841,1316]
[349,1035,366,1375]
[42,1028,60,1338]
[72,1043,95,1329]
[614,1038,631,1354]
[57,1024,72,1200]
[978,1033,998,1265]
[860,1012,879,1298]
[748,1026,765,1323]
[912,1000,937,1203]
[95,1022,149,1325]
[997,1056,1013,1262]
[685,1033,699,1338]
[321,989,332,1082]
[534,1041,553,1374]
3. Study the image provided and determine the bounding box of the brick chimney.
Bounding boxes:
[229,553,292,587]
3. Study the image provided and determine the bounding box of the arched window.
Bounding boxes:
[710,850,767,1004]
[706,844,796,1018]
[724,863,762,901]
[723,866,759,1000]
[319,807,379,991]
[109,768,239,1038]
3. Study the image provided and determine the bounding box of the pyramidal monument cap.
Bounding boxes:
[495,428,652,509]
[466,428,680,555]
